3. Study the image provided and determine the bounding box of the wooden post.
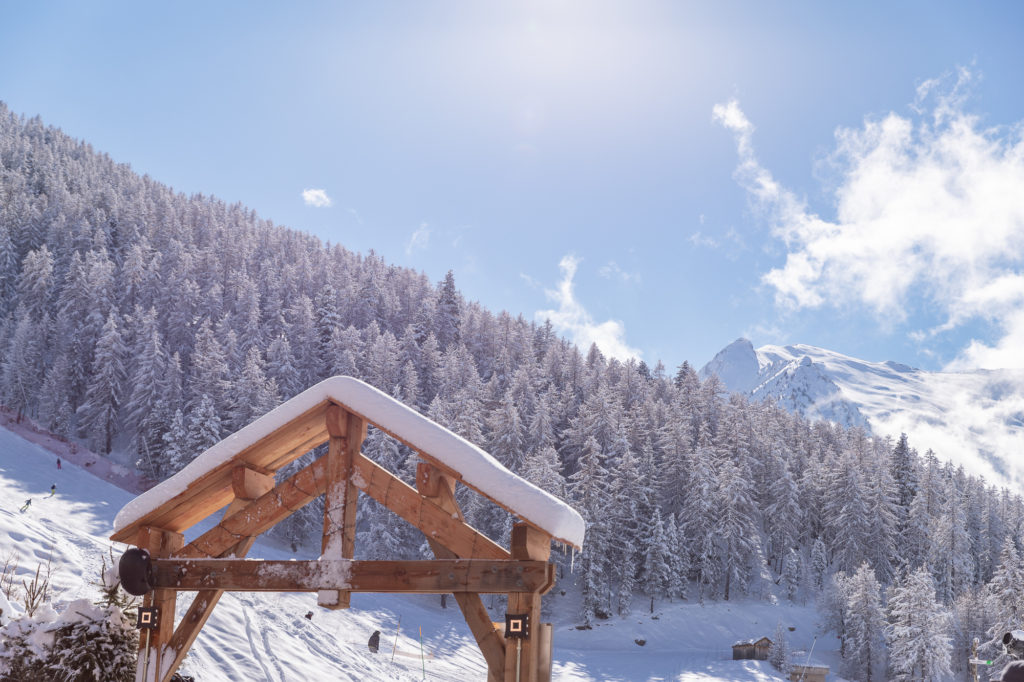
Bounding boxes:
[537,623,553,682]
[504,523,551,682]
[319,403,365,609]
[416,462,506,682]
[135,526,184,682]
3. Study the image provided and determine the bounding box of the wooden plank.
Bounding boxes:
[151,559,553,593]
[110,403,330,543]
[353,453,510,561]
[416,463,505,682]
[177,456,328,560]
[133,527,184,682]
[319,405,364,609]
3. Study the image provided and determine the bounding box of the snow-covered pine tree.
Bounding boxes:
[782,548,801,603]
[434,270,461,350]
[769,620,790,674]
[641,507,672,613]
[1,307,42,418]
[160,407,190,475]
[570,435,611,625]
[984,536,1024,663]
[886,566,952,682]
[186,394,222,462]
[76,311,127,453]
[228,346,279,431]
[843,562,884,682]
[710,458,761,600]
[929,477,973,605]
[521,445,566,500]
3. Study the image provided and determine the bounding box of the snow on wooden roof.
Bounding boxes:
[112,376,585,548]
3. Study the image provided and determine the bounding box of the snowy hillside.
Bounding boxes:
[0,424,848,681]
[700,338,1024,490]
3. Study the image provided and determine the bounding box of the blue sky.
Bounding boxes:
[3,1,1024,372]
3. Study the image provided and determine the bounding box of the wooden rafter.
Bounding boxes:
[111,402,331,543]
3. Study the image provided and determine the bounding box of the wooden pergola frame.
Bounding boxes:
[111,399,566,682]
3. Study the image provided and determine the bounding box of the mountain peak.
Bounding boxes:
[699,338,1024,489]
[699,338,761,393]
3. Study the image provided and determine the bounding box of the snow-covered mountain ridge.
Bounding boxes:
[700,338,1024,491]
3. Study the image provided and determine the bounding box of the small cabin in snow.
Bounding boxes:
[732,636,772,660]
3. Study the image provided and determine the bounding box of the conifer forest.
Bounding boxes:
[3,102,1024,680]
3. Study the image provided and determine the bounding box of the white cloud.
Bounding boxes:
[689,231,718,248]
[405,222,431,256]
[536,254,642,361]
[598,261,641,284]
[715,69,1024,370]
[301,188,332,208]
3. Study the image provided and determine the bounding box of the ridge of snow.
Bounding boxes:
[702,338,1024,490]
[113,376,585,548]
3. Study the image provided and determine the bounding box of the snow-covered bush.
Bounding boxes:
[0,555,138,682]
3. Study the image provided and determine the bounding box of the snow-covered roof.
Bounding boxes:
[113,376,585,548]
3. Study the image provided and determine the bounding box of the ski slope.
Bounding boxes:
[0,424,847,680]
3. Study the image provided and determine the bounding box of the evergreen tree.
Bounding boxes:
[185,394,222,462]
[570,435,610,625]
[710,458,762,600]
[161,408,190,475]
[886,566,952,682]
[782,548,801,603]
[77,312,127,453]
[769,621,791,674]
[228,347,279,431]
[641,507,673,613]
[843,562,885,682]
[435,270,461,349]
[1,307,42,417]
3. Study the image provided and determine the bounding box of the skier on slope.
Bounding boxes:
[368,630,381,653]
[19,499,31,513]
[48,484,56,497]
[56,457,61,470]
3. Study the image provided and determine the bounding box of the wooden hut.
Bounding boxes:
[732,636,772,660]
[789,664,829,682]
[110,376,585,682]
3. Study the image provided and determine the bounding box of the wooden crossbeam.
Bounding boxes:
[319,404,364,609]
[150,559,553,594]
[416,462,506,682]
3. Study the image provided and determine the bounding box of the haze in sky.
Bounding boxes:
[3,1,1023,371]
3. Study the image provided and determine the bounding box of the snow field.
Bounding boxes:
[2,425,848,680]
